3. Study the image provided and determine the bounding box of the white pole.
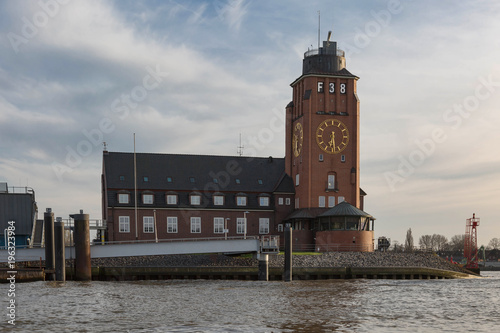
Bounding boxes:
[154,209,158,243]
[134,133,138,240]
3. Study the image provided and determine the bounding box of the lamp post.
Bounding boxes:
[154,209,158,243]
[243,211,249,239]
[225,218,230,240]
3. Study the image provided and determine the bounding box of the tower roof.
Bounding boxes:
[319,201,373,218]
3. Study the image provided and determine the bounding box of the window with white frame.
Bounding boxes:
[285,198,291,205]
[166,194,177,205]
[213,195,224,206]
[167,217,178,233]
[119,216,130,233]
[338,196,345,204]
[328,196,335,207]
[143,194,154,204]
[295,174,300,186]
[190,217,201,233]
[118,193,129,204]
[259,218,269,234]
[143,216,154,233]
[236,196,247,206]
[278,197,284,205]
[190,195,201,205]
[259,196,269,207]
[236,218,246,234]
[213,217,224,233]
[319,196,325,207]
[295,198,299,209]
[327,174,336,190]
[278,224,284,232]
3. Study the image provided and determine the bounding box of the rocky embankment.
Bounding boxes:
[91,252,470,274]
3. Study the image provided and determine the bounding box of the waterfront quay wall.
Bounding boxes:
[83,252,477,281]
[80,265,475,281]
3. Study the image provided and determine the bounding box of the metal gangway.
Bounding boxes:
[0,235,280,262]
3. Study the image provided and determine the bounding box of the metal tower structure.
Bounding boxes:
[464,213,480,270]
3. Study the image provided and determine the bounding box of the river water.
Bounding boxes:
[2,271,499,332]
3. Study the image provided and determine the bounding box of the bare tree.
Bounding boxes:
[419,235,432,250]
[431,234,448,252]
[449,234,465,252]
[488,238,500,250]
[404,228,414,252]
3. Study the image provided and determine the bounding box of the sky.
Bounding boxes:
[0,0,499,247]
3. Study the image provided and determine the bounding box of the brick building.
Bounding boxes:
[102,37,375,251]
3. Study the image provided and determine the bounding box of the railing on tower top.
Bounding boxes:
[304,48,345,58]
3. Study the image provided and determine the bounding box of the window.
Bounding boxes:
[191,217,201,233]
[119,216,130,233]
[278,197,284,205]
[258,179,263,185]
[319,154,324,162]
[295,174,299,186]
[166,194,177,205]
[213,178,218,184]
[341,155,346,163]
[118,193,129,204]
[167,217,178,233]
[327,174,335,190]
[143,176,149,182]
[278,224,284,232]
[119,175,125,181]
[328,196,335,207]
[236,196,247,206]
[143,216,154,233]
[319,196,325,208]
[190,195,201,205]
[214,217,224,234]
[213,195,224,206]
[295,198,299,209]
[237,218,246,234]
[143,194,154,204]
[235,179,241,184]
[285,198,291,205]
[259,196,269,207]
[259,218,269,234]
[189,177,195,183]
[167,177,173,183]
[338,196,345,204]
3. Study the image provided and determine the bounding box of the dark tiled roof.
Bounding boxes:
[103,152,294,193]
[285,208,328,220]
[319,201,373,218]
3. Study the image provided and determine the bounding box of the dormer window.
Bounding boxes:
[213,195,224,206]
[190,194,201,205]
[259,196,270,207]
[143,194,154,204]
[166,194,177,205]
[118,193,129,204]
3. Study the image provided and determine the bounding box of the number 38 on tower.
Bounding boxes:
[316,119,349,154]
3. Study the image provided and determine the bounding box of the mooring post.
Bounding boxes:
[71,210,91,281]
[284,225,292,282]
[54,217,66,282]
[258,254,269,281]
[44,208,55,281]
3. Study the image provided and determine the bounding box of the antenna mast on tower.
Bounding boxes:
[317,10,320,49]
[237,133,244,156]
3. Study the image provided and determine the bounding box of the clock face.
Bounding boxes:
[292,122,303,157]
[316,119,349,154]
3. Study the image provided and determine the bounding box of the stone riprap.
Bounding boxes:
[90,252,470,274]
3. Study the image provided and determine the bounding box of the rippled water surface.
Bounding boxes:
[2,272,499,332]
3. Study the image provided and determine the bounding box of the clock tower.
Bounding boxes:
[285,38,361,210]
